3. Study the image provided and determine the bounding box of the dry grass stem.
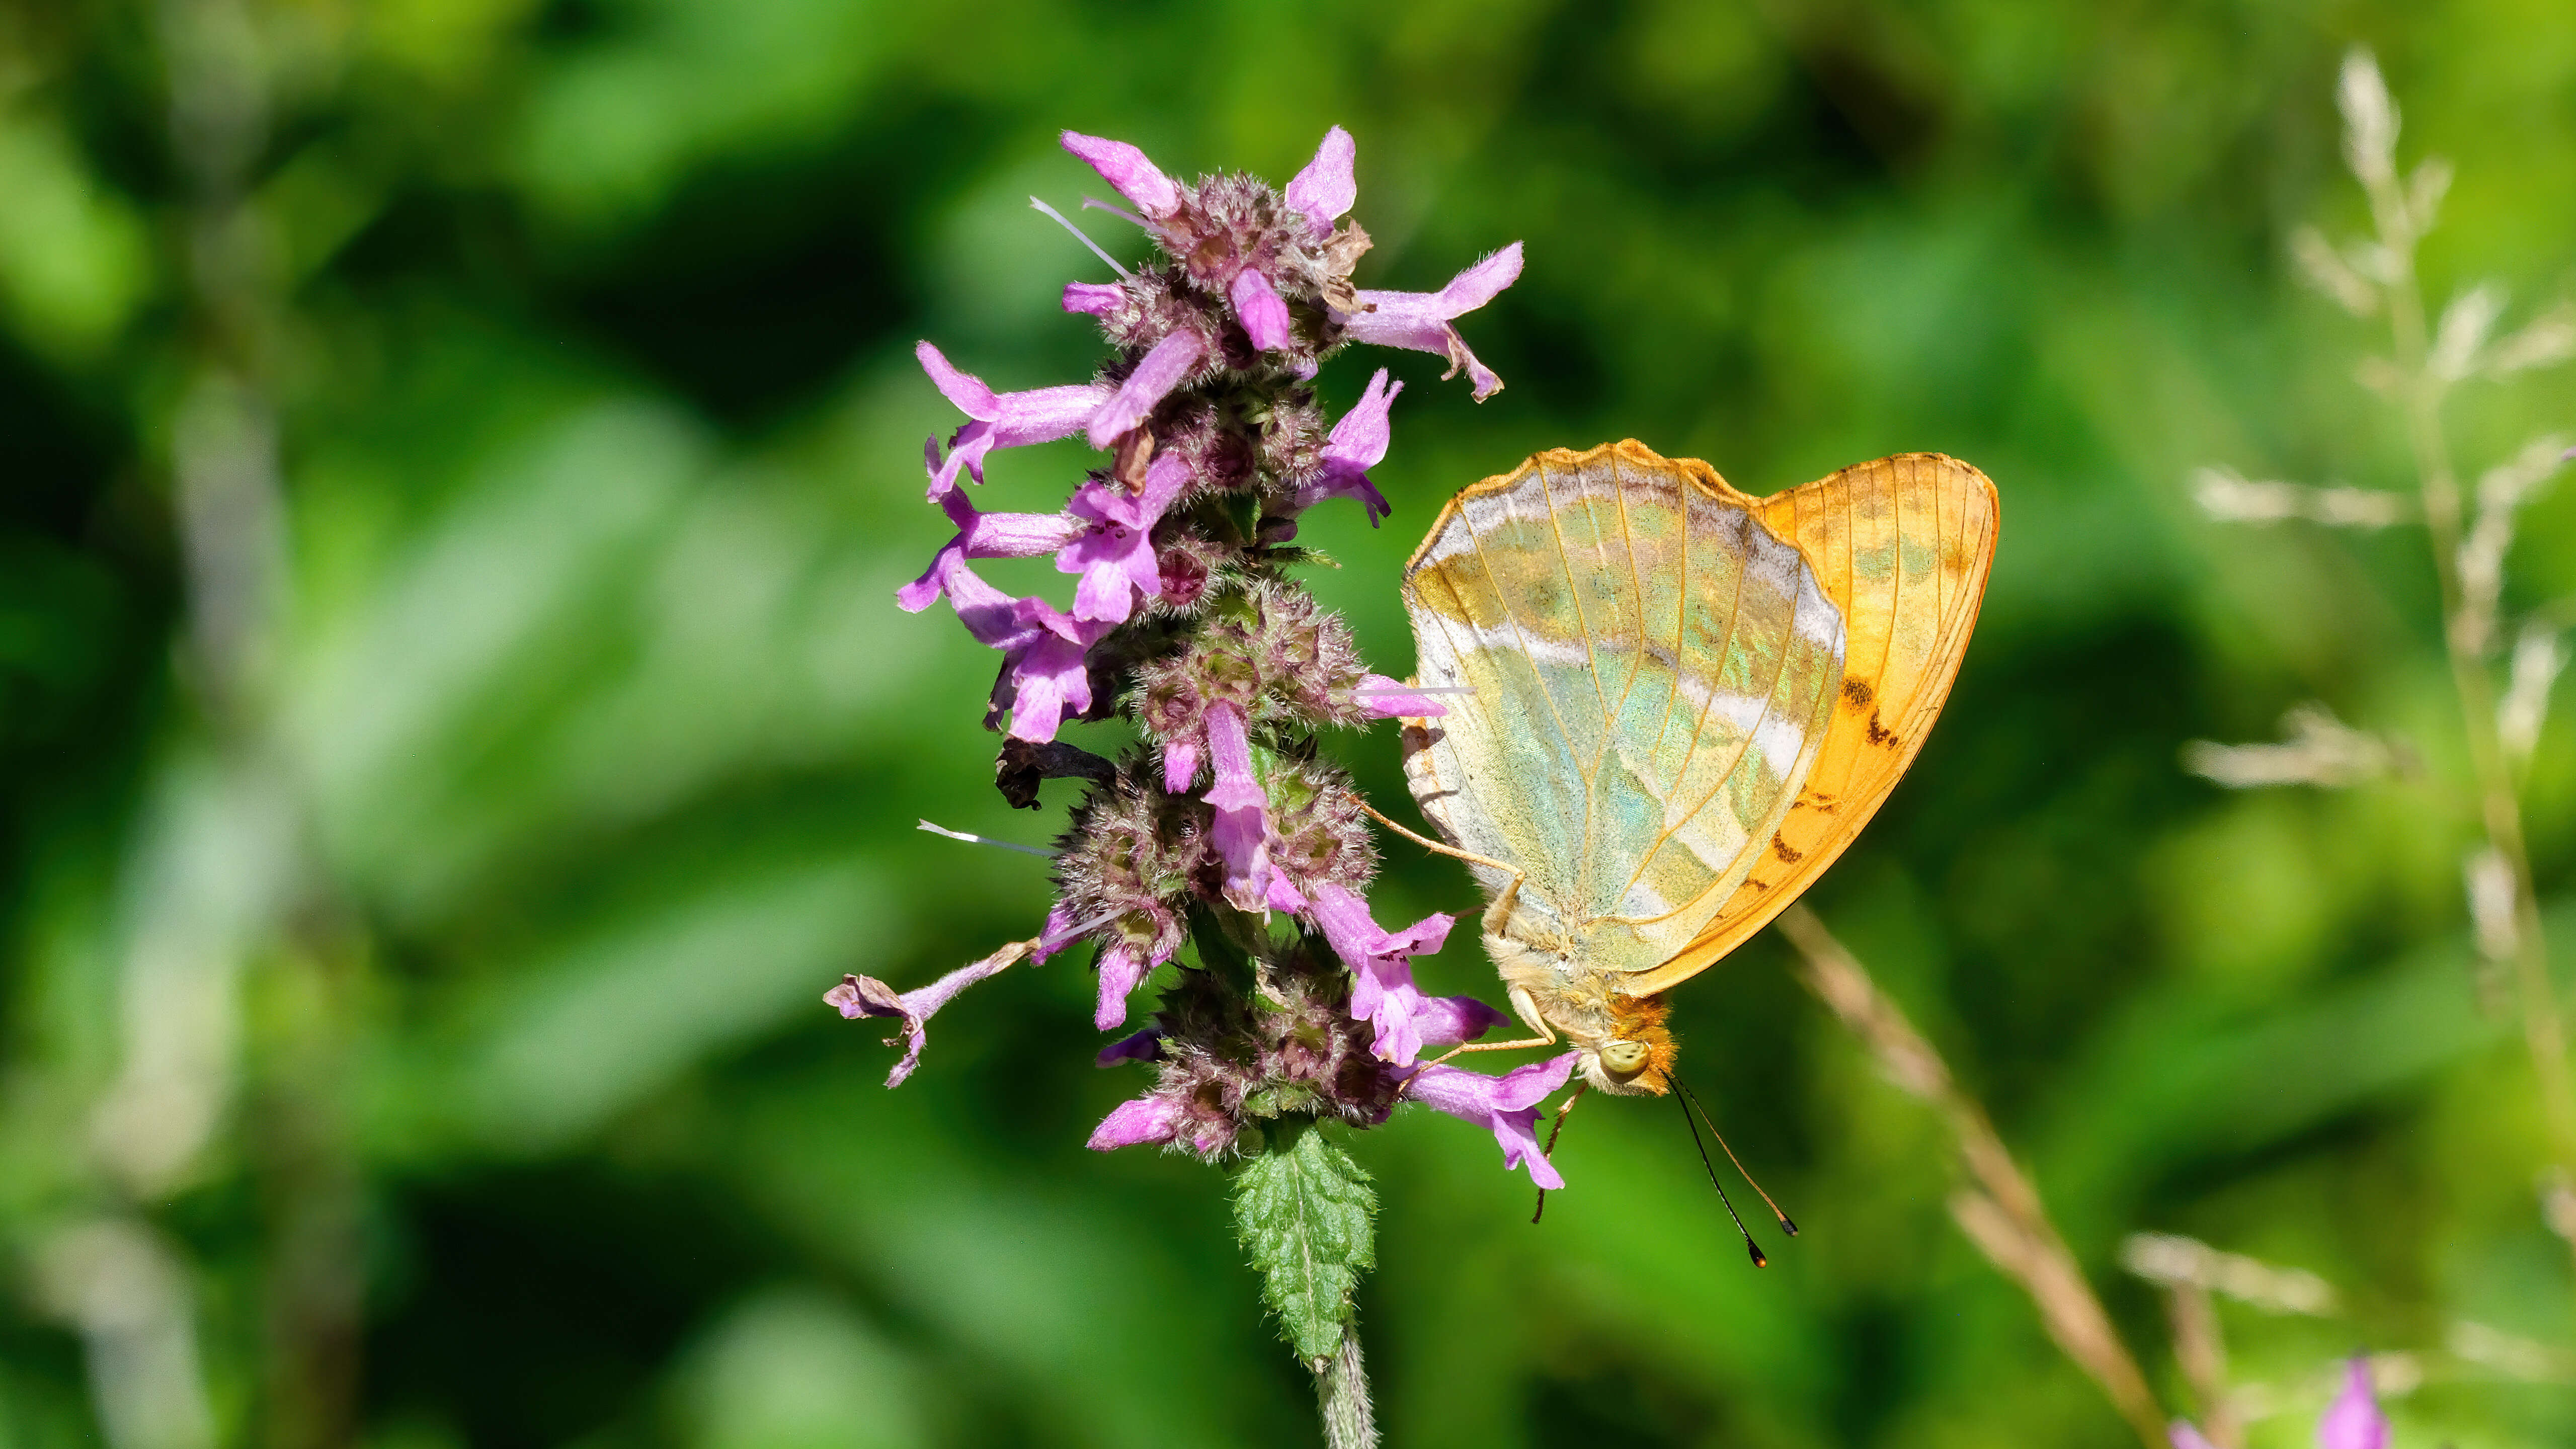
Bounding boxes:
[2117,1233,2339,1316]
[1777,904,2167,1449]
[2181,703,2409,788]
[2164,1282,2239,1449]
[2191,466,2411,527]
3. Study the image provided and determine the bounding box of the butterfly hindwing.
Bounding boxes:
[1400,442,1848,975]
[1619,451,1998,995]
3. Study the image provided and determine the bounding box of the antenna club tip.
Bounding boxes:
[1780,1217,1800,1237]
[1746,1242,1768,1268]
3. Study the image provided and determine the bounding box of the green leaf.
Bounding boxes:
[1230,1117,1376,1363]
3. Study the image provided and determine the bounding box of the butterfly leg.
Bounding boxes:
[1347,792,1528,935]
[1532,1083,1588,1224]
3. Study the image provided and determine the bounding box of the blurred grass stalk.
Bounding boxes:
[1776,904,2169,1449]
[2336,51,2576,1179]
[2224,52,2576,1250]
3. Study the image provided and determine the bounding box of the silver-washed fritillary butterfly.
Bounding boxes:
[1398,440,1998,1098]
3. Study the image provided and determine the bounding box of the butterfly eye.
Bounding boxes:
[1599,1040,1650,1079]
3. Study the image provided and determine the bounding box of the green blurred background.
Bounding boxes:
[6,1,2576,1445]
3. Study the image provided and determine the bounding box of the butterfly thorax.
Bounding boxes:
[1487,929,1676,1096]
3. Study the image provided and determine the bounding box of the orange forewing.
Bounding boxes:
[1620,452,1998,996]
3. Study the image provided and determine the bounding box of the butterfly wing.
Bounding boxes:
[1399,441,1847,974]
[1619,451,1998,996]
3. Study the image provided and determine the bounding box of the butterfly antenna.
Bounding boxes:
[1671,1072,1799,1237]
[1671,1076,1767,1267]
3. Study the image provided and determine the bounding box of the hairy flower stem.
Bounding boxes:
[1313,1334,1379,1449]
[2371,175,2576,1177]
[1777,905,2167,1449]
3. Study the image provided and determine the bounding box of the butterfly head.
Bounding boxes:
[1586,992,1677,1095]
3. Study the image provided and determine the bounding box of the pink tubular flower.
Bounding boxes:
[1230,268,1294,352]
[1296,368,1402,521]
[1161,736,1202,793]
[1352,673,1450,719]
[2317,1359,2389,1449]
[1264,871,1310,914]
[1407,1052,1580,1188]
[1412,994,1509,1053]
[897,448,1087,612]
[827,939,1035,1087]
[1201,700,1273,908]
[1285,126,1357,238]
[1306,880,1456,1067]
[902,540,1032,651]
[1061,130,1182,221]
[1086,327,1210,448]
[901,541,1104,743]
[1337,242,1524,400]
[1058,450,1192,624]
[1064,281,1123,315]
[916,342,1112,496]
[997,597,1101,742]
[1094,939,1153,1029]
[1087,1094,1183,1150]
[2168,1425,2217,1449]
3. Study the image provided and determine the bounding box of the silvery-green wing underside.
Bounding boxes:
[1399,441,1846,975]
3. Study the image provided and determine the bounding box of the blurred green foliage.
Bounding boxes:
[5,1,2576,1446]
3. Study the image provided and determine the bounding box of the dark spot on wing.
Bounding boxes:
[1865,710,1897,747]
[1770,833,1803,863]
[1841,678,1874,709]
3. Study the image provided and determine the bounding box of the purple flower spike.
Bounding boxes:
[1298,368,1403,521]
[1285,126,1357,238]
[1306,880,1456,1067]
[1201,700,1274,908]
[1230,268,1294,352]
[827,939,1035,1087]
[1064,281,1123,315]
[1407,1052,1580,1188]
[1087,1094,1182,1151]
[1353,673,1448,719]
[2318,1359,2388,1449]
[1061,131,1183,221]
[1059,450,1192,624]
[1086,328,1209,448]
[891,123,1545,1195]
[1339,242,1523,400]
